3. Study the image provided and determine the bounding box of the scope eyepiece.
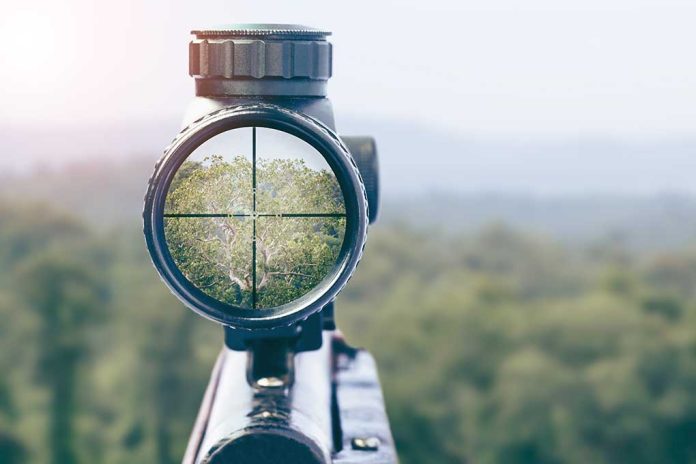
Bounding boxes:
[144,104,368,330]
[144,24,377,351]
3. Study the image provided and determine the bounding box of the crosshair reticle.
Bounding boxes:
[163,127,347,310]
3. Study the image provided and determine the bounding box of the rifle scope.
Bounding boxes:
[143,24,378,345]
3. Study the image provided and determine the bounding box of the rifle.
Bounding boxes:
[182,334,397,464]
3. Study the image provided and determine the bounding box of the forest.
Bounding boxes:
[1,160,695,464]
[164,155,345,309]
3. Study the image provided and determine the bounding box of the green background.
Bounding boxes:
[1,160,695,464]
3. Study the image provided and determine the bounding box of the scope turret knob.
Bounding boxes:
[189,24,332,96]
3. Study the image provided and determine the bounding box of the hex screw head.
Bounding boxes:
[351,437,381,451]
[256,377,285,388]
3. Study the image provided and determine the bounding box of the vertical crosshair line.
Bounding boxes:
[252,127,257,309]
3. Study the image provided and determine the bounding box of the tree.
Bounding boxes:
[165,155,345,308]
[16,248,109,464]
[0,379,26,464]
[0,430,27,464]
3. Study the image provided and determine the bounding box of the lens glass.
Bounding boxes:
[164,127,346,310]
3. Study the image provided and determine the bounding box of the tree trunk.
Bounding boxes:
[49,352,78,464]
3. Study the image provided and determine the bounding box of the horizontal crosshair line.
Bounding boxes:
[164,213,346,218]
[163,213,249,218]
[257,213,346,218]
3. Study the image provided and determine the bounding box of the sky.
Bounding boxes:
[188,127,332,172]
[1,0,695,137]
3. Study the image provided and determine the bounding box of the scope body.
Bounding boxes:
[170,82,369,353]
[147,28,379,349]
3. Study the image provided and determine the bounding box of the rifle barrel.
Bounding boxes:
[185,336,333,464]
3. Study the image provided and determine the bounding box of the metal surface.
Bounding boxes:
[182,335,398,464]
[143,104,369,331]
[246,337,295,387]
[351,438,381,452]
[192,335,334,464]
[332,339,398,464]
[189,40,331,79]
[340,137,380,224]
[182,351,226,464]
[192,24,331,39]
[195,79,328,97]
[182,96,336,131]
[190,24,332,97]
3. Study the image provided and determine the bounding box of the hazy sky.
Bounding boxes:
[1,0,694,136]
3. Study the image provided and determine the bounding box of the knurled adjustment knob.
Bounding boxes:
[189,24,332,81]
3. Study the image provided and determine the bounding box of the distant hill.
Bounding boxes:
[4,117,696,250]
[0,156,152,230]
[3,155,696,251]
[3,117,696,196]
[382,193,696,250]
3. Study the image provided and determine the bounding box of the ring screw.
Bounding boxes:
[351,437,381,451]
[256,377,285,388]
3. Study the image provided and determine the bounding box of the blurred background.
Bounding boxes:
[2,1,696,463]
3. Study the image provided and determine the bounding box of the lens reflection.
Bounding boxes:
[164,127,346,310]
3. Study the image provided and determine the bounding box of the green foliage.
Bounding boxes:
[255,158,344,213]
[0,430,27,464]
[1,196,696,464]
[166,155,252,215]
[164,156,345,308]
[337,226,696,464]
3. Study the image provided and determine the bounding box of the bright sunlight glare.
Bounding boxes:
[0,8,65,90]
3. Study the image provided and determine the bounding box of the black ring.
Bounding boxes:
[143,104,368,329]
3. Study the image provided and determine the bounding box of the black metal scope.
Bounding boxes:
[142,24,395,464]
[144,24,380,351]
